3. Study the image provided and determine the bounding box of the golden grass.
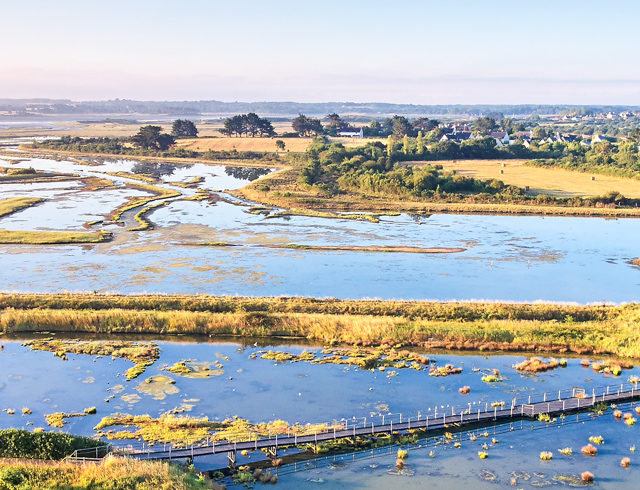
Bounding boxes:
[414,159,640,198]
[0,229,112,244]
[2,293,640,358]
[0,455,209,489]
[0,197,44,218]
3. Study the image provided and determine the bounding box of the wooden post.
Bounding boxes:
[494,407,497,420]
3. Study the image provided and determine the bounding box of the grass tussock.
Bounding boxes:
[0,455,209,489]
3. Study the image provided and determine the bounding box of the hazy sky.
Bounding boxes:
[2,0,640,104]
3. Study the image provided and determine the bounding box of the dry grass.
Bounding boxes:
[409,159,640,198]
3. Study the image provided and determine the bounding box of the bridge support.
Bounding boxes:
[227,451,237,469]
[266,447,278,460]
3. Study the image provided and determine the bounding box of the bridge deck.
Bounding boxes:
[122,382,640,461]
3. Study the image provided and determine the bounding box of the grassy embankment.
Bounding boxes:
[233,165,640,218]
[0,429,210,489]
[0,197,112,244]
[2,293,640,359]
[0,197,111,245]
[106,182,181,230]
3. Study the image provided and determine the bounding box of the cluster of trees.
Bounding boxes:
[292,114,324,136]
[296,137,640,207]
[297,137,519,199]
[132,125,175,150]
[220,113,275,137]
[171,119,198,138]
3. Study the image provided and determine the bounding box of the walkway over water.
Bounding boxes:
[70,382,640,465]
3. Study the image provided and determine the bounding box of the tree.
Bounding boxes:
[412,117,438,132]
[392,116,413,138]
[325,113,345,131]
[475,117,497,133]
[292,114,323,136]
[500,117,513,134]
[403,135,410,155]
[171,119,198,138]
[275,139,286,151]
[416,131,425,154]
[220,113,275,137]
[532,126,548,139]
[386,135,394,156]
[132,125,175,150]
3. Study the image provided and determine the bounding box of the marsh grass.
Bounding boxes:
[108,183,180,222]
[0,197,44,218]
[0,229,112,244]
[1,293,640,357]
[0,455,209,489]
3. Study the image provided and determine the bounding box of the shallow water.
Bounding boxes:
[2,150,640,301]
[0,337,638,487]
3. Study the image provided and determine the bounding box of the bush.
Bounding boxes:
[0,429,103,460]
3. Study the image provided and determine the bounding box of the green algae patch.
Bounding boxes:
[258,346,429,372]
[135,375,179,400]
[45,408,97,428]
[23,338,159,381]
[165,360,224,378]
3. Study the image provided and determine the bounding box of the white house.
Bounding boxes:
[440,131,474,143]
[337,127,364,138]
[489,131,510,147]
[592,134,608,144]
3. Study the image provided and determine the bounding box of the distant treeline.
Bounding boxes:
[2,98,639,116]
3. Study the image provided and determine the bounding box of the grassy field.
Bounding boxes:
[408,159,640,198]
[1,293,640,359]
[0,198,112,244]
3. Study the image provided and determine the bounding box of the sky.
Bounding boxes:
[2,0,640,104]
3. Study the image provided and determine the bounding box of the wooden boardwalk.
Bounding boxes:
[95,382,640,464]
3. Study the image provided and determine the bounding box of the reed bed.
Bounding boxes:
[1,296,640,357]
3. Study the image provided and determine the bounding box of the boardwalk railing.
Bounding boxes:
[89,381,640,463]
